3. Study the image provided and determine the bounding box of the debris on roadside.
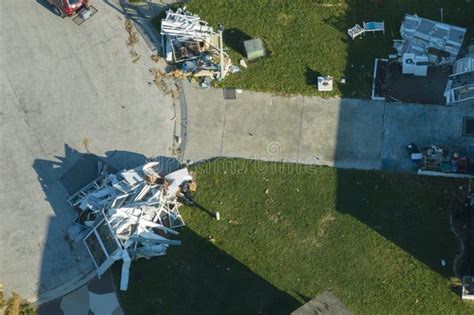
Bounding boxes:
[160,6,240,87]
[67,161,196,291]
[150,68,176,96]
[125,19,140,63]
[151,54,161,63]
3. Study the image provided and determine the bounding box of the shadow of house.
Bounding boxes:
[35,145,299,313]
[333,0,471,281]
[102,0,171,53]
[33,145,97,300]
[112,226,301,315]
[35,0,56,15]
[33,145,159,303]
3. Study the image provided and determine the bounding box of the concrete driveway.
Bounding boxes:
[182,82,474,171]
[0,0,175,302]
[182,82,385,169]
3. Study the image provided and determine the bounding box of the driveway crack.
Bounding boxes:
[219,96,229,156]
[296,96,305,162]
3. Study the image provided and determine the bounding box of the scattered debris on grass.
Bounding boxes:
[371,14,469,104]
[66,161,196,291]
[395,14,466,66]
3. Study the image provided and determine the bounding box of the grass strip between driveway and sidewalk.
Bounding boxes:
[114,159,474,314]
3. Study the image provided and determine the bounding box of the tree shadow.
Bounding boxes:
[112,226,301,315]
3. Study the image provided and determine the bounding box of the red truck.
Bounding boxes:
[47,0,89,18]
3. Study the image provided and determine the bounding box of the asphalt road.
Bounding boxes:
[0,0,175,302]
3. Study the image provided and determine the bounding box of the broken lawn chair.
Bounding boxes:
[348,21,385,39]
[347,24,364,39]
[363,21,385,35]
[67,161,194,291]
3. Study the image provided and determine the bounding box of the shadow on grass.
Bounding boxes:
[323,15,348,33]
[113,227,300,315]
[334,0,473,280]
[223,28,252,57]
[33,145,299,313]
[305,67,322,86]
[334,170,465,277]
[188,199,217,219]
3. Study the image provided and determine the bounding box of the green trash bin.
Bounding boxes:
[243,38,266,61]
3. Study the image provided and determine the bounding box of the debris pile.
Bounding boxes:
[160,7,239,87]
[67,162,196,291]
[406,143,474,177]
[394,14,466,66]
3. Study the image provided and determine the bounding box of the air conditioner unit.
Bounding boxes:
[402,53,429,76]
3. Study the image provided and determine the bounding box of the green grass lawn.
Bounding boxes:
[115,159,474,314]
[181,0,474,98]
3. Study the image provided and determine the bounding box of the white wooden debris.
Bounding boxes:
[348,24,364,39]
[160,6,225,62]
[462,276,474,300]
[444,47,474,105]
[395,14,466,66]
[68,162,195,291]
[160,6,237,83]
[161,8,214,42]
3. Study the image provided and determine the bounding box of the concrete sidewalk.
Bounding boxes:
[182,81,474,171]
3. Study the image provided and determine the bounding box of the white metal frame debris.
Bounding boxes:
[68,161,194,291]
